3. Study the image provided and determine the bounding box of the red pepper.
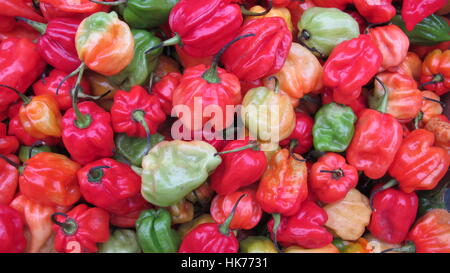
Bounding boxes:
[0,122,19,155]
[368,182,418,244]
[267,200,333,249]
[177,126,228,151]
[33,69,92,111]
[402,0,448,31]
[39,2,92,20]
[178,194,246,253]
[0,15,15,32]
[353,0,396,24]
[110,203,152,228]
[0,38,46,113]
[346,78,403,179]
[40,0,108,14]
[346,10,368,34]
[78,158,147,216]
[0,20,40,42]
[312,0,352,10]
[0,204,26,253]
[210,188,262,230]
[166,0,243,57]
[0,155,18,205]
[321,87,367,116]
[62,98,115,165]
[221,17,292,81]
[210,140,267,195]
[310,153,358,204]
[111,86,166,139]
[0,0,45,22]
[17,17,83,73]
[389,129,450,193]
[52,204,110,253]
[323,34,382,104]
[152,72,182,115]
[288,0,316,37]
[7,115,60,147]
[279,112,314,155]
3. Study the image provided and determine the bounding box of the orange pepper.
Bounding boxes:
[245,5,293,32]
[421,91,443,123]
[263,43,322,103]
[342,238,371,253]
[175,45,213,69]
[408,209,450,253]
[284,244,340,253]
[388,52,423,82]
[420,49,450,96]
[19,94,62,139]
[370,72,422,121]
[424,115,450,157]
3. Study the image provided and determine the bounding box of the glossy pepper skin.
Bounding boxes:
[118,0,178,29]
[279,112,314,155]
[0,204,26,253]
[75,11,134,76]
[18,17,83,73]
[52,204,110,253]
[114,133,164,167]
[401,0,448,31]
[245,5,293,32]
[19,152,81,207]
[152,72,182,115]
[62,101,115,165]
[211,188,262,230]
[135,208,180,253]
[257,149,308,216]
[0,0,45,22]
[7,115,60,147]
[313,102,356,152]
[32,69,92,111]
[420,49,450,96]
[78,158,146,216]
[263,43,323,100]
[40,0,108,14]
[141,140,221,207]
[0,38,46,113]
[369,72,422,121]
[407,209,450,253]
[0,156,18,205]
[109,29,162,91]
[353,0,395,24]
[323,35,382,104]
[297,7,359,58]
[389,129,450,193]
[424,116,450,156]
[421,91,443,124]
[168,0,242,57]
[267,201,333,249]
[179,222,239,253]
[0,122,19,155]
[210,140,267,195]
[222,17,292,81]
[310,153,358,204]
[312,0,351,10]
[368,183,418,244]
[99,229,141,253]
[239,236,278,253]
[111,86,166,138]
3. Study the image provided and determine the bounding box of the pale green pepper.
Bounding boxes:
[240,236,278,253]
[98,229,141,253]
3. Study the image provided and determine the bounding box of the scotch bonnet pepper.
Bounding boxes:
[114,133,165,167]
[420,49,450,96]
[99,229,141,253]
[279,112,314,155]
[0,204,26,253]
[0,156,18,205]
[401,0,448,31]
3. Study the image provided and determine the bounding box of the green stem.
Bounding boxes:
[0,84,31,105]
[132,110,152,156]
[28,140,46,160]
[214,141,258,156]
[145,34,182,55]
[71,64,92,129]
[370,179,398,210]
[272,213,281,252]
[240,0,273,16]
[420,74,444,89]
[56,63,86,95]
[51,212,78,236]
[380,241,416,253]
[88,0,126,5]
[289,139,306,162]
[87,165,110,183]
[414,112,424,130]
[320,169,344,179]
[202,33,255,83]
[374,77,389,114]
[15,17,47,34]
[219,194,247,236]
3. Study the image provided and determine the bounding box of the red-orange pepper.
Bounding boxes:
[40,0,108,13]
[420,49,450,96]
[0,155,18,205]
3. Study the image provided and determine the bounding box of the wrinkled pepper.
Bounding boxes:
[401,0,448,31]
[420,49,450,96]
[424,115,450,156]
[99,229,141,253]
[353,0,395,24]
[392,14,450,46]
[114,133,164,167]
[0,204,26,253]
[279,112,314,155]
[0,155,18,205]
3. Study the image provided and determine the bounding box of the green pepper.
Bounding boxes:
[391,14,450,46]
[108,29,162,90]
[135,208,181,253]
[114,133,165,167]
[331,238,346,253]
[417,179,449,218]
[239,236,278,253]
[313,102,356,152]
[98,229,141,253]
[122,0,178,29]
[140,140,222,207]
[18,145,52,163]
[298,7,359,57]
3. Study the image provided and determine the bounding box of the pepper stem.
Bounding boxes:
[423,97,446,108]
[0,84,31,105]
[414,111,424,129]
[380,241,416,253]
[88,0,126,5]
[87,165,110,183]
[132,110,152,156]
[272,213,281,252]
[370,179,398,210]
[219,194,247,236]
[51,212,78,236]
[288,139,306,162]
[299,29,325,58]
[240,0,273,16]
[56,63,86,95]
[374,77,389,114]
[15,17,47,34]
[320,169,345,179]
[145,33,182,54]
[267,76,280,94]
[71,64,92,129]
[0,155,20,169]
[202,33,255,84]
[28,141,46,160]
[214,141,258,156]
[420,74,444,89]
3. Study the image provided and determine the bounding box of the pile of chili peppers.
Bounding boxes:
[0,0,450,254]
